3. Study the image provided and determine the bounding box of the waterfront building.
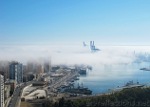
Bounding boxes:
[0,74,4,107]
[4,84,11,100]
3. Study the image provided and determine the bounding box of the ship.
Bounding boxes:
[123,81,145,89]
[140,67,150,71]
[115,81,145,91]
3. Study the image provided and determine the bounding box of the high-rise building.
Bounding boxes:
[9,62,23,83]
[0,74,4,107]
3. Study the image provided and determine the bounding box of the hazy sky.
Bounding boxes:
[1,0,150,45]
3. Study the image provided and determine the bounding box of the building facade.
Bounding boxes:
[9,62,23,83]
[0,74,4,107]
[4,84,11,100]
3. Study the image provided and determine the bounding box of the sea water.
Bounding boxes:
[75,61,150,94]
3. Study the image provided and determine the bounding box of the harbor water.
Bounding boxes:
[75,61,150,94]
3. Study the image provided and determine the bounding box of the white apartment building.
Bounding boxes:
[0,74,4,107]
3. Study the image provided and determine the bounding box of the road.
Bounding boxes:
[8,86,22,107]
[7,81,35,107]
[7,71,78,107]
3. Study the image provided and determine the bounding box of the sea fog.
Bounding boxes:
[0,45,150,65]
[1,45,150,94]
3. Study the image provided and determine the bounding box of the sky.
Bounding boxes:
[0,0,150,45]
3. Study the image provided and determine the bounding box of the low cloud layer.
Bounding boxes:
[0,45,150,66]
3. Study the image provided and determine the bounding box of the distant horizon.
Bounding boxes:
[1,43,150,46]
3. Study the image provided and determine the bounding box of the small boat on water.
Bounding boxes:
[140,68,150,71]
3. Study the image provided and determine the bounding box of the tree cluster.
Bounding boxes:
[52,87,150,107]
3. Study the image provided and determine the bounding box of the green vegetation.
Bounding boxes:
[52,87,150,107]
[23,87,150,107]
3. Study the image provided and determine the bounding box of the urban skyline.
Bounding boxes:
[1,1,150,107]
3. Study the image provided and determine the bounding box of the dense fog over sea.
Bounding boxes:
[1,45,150,94]
[1,45,150,65]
